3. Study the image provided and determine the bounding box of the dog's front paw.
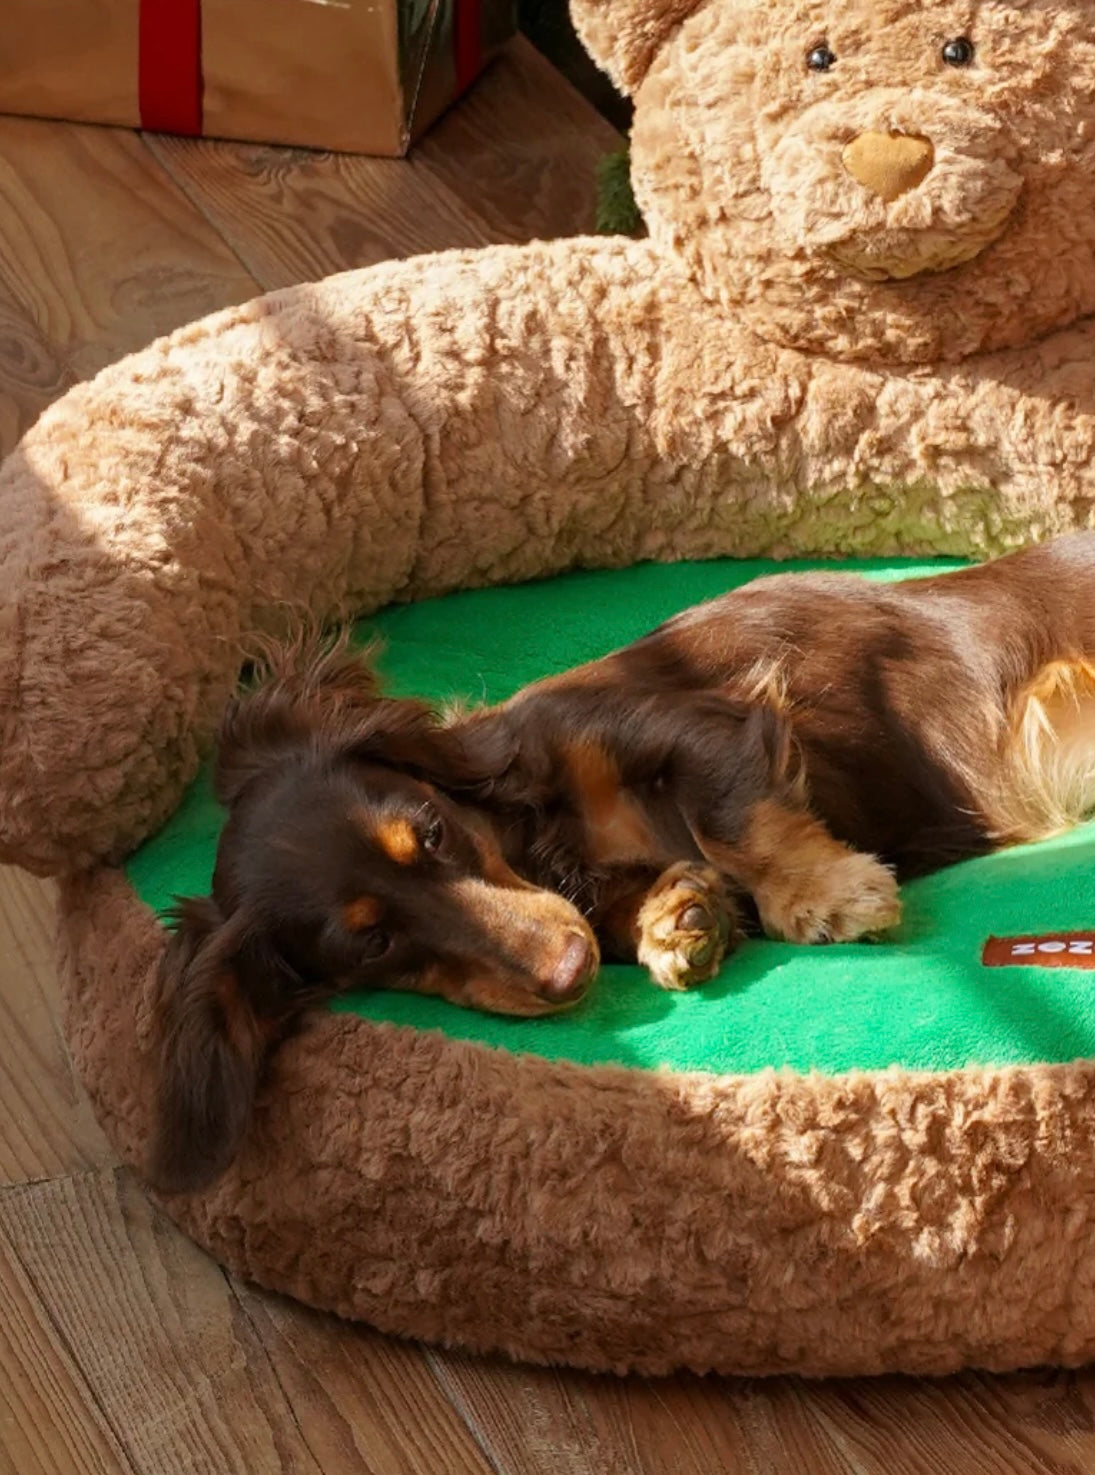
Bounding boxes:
[637,863,737,990]
[759,851,901,945]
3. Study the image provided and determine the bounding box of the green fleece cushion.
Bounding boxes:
[127,558,1095,1078]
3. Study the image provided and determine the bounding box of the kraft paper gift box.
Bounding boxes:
[0,0,515,157]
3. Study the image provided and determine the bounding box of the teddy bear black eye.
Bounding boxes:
[942,36,975,67]
[806,44,836,73]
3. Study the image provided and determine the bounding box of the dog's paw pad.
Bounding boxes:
[637,863,736,989]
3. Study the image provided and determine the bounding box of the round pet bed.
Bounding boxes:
[61,555,1095,1378]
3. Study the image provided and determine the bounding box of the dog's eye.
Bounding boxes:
[806,43,836,72]
[942,36,974,67]
[358,927,392,960]
[422,814,445,853]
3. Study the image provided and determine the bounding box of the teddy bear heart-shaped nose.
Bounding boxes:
[842,130,935,203]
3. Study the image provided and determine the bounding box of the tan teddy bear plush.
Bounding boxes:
[1,0,1093,879]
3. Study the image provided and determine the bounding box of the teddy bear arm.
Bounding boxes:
[0,236,677,875]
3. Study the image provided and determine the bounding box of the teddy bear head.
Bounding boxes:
[572,0,1095,364]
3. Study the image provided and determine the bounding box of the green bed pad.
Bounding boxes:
[127,558,1095,1078]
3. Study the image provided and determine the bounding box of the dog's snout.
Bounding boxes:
[540,932,599,1002]
[842,130,935,202]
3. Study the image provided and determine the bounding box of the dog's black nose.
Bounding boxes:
[541,933,598,1002]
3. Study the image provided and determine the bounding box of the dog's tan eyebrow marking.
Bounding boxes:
[348,806,420,864]
[376,818,420,865]
[342,895,384,931]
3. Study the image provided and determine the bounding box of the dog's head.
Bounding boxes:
[148,640,599,1194]
[575,0,1095,363]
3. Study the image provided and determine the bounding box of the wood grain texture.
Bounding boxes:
[146,39,622,292]
[144,131,498,291]
[0,869,114,1186]
[3,1169,299,1474]
[0,113,258,384]
[228,1283,497,1475]
[0,1218,133,1475]
[0,1169,496,1475]
[412,42,622,244]
[428,1351,1095,1475]
[0,295,76,456]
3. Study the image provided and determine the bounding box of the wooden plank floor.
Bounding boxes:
[2,38,1095,1474]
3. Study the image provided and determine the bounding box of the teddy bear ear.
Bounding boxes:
[570,0,701,94]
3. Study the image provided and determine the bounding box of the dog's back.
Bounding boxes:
[529,534,1095,875]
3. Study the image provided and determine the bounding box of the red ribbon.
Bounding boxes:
[139,0,203,135]
[452,0,484,97]
[137,0,483,140]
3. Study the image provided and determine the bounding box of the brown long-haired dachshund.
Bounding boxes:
[150,533,1095,1190]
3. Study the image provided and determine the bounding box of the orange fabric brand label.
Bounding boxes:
[982,932,1095,969]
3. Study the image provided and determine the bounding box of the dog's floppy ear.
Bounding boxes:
[215,633,383,805]
[344,703,517,794]
[217,629,516,800]
[147,897,291,1194]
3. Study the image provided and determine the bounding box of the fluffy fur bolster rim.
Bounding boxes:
[59,864,1095,1378]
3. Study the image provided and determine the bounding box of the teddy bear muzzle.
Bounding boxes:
[841,130,935,203]
[758,86,1024,294]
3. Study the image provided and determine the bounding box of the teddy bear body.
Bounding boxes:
[2,0,1094,874]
